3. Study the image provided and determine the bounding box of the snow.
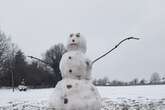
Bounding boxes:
[0,85,165,110]
[0,88,51,106]
[99,85,165,99]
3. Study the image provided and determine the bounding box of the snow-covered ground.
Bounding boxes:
[0,85,165,110]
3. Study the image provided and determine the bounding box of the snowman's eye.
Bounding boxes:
[76,34,80,37]
[69,69,72,73]
[70,34,73,38]
[67,85,72,89]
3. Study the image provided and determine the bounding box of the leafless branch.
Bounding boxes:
[27,56,52,67]
[92,37,140,65]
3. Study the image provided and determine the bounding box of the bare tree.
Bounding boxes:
[94,77,110,86]
[0,30,10,71]
[102,77,110,85]
[0,30,11,77]
[9,44,18,92]
[139,78,147,85]
[43,43,66,86]
[0,30,18,90]
[150,72,161,84]
[129,78,139,85]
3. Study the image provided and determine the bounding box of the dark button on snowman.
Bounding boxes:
[49,33,101,110]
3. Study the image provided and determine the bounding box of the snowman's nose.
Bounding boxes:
[72,39,75,42]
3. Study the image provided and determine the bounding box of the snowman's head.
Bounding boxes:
[66,33,87,53]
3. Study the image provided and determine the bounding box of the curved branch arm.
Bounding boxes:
[92,37,140,65]
[27,56,52,67]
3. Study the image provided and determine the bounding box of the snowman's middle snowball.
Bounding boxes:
[60,51,92,80]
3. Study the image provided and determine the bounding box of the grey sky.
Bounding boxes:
[0,0,165,81]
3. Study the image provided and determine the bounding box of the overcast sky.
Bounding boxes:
[0,0,165,81]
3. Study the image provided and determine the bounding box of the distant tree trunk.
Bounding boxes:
[11,70,14,92]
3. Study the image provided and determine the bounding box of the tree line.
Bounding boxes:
[0,30,66,88]
[0,29,165,88]
[93,72,165,86]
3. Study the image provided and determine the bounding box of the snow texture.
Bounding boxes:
[0,85,165,110]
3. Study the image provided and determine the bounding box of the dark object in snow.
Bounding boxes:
[64,98,68,104]
[18,85,27,91]
[18,79,27,91]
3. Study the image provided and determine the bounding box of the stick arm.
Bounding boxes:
[27,56,52,67]
[92,37,140,65]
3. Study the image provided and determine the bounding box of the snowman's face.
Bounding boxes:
[66,33,87,53]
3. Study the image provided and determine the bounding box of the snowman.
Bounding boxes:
[49,33,101,110]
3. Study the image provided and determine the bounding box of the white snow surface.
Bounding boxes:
[0,85,165,110]
[99,85,165,99]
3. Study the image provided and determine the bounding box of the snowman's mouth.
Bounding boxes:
[70,43,78,46]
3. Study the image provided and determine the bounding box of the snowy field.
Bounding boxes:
[0,85,165,110]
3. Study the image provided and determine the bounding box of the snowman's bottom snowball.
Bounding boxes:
[49,79,101,110]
